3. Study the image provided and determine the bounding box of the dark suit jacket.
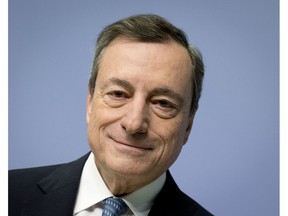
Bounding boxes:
[9,153,213,216]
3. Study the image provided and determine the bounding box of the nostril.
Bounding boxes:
[121,124,126,131]
[120,118,148,135]
[137,128,147,134]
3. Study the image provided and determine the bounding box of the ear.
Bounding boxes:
[86,91,92,125]
[183,117,193,145]
[183,110,197,145]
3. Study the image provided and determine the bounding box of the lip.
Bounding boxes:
[111,137,153,151]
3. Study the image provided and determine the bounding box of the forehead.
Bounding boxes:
[102,38,192,65]
[97,38,193,95]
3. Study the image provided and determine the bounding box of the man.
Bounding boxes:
[9,14,213,216]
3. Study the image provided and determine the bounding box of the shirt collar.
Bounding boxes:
[73,152,166,215]
[73,152,113,214]
[122,172,166,215]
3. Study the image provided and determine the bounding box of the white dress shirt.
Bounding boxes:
[73,153,166,216]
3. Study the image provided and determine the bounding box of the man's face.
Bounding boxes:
[87,38,194,185]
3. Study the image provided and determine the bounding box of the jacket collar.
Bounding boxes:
[21,153,183,216]
[21,153,90,216]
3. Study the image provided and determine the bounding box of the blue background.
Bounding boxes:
[9,0,279,215]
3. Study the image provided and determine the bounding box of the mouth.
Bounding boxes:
[110,137,154,151]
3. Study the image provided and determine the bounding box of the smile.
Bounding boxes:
[110,137,154,151]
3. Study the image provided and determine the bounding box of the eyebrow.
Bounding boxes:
[106,77,186,106]
[106,77,135,92]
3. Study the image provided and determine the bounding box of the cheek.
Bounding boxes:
[87,104,123,148]
[88,101,119,129]
[87,114,100,153]
[152,119,187,160]
[156,117,188,145]
[87,106,109,149]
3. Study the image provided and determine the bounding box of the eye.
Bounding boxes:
[107,91,128,99]
[103,90,130,108]
[151,99,178,118]
[153,100,176,109]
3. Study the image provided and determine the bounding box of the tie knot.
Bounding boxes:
[102,197,128,216]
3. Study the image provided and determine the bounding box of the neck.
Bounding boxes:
[99,166,153,196]
[94,160,158,196]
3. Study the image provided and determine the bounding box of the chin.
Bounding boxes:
[109,159,158,178]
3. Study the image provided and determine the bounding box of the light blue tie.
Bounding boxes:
[102,197,128,216]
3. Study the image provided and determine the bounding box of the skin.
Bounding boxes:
[86,38,195,196]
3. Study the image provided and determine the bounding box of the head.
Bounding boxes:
[89,14,204,115]
[86,14,204,194]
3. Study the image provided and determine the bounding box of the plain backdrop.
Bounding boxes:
[9,0,279,215]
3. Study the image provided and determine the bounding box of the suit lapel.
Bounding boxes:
[21,153,90,216]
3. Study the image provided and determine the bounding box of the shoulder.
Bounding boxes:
[9,153,90,215]
[9,164,62,180]
[149,171,213,216]
[9,164,64,215]
[9,164,63,191]
[9,153,90,195]
[174,188,213,216]
[9,164,64,202]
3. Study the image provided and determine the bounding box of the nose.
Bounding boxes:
[120,98,149,134]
